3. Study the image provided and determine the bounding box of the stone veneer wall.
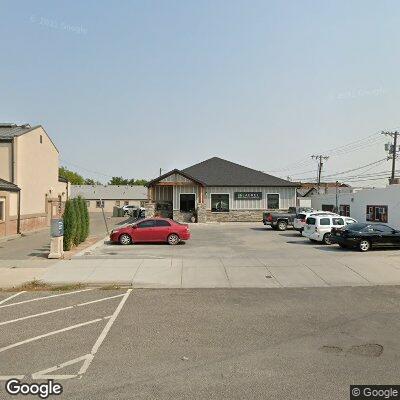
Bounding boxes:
[145,202,156,218]
[205,210,264,222]
[197,203,207,223]
[173,210,194,223]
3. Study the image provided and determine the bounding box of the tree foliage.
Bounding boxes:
[72,198,82,246]
[109,176,148,186]
[59,167,85,185]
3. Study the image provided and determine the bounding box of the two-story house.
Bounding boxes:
[0,123,69,238]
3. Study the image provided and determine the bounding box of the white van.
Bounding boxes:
[293,211,337,233]
[303,215,357,244]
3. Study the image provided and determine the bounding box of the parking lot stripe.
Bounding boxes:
[0,294,125,327]
[79,289,132,375]
[0,375,25,381]
[0,291,25,305]
[0,316,111,354]
[0,288,94,309]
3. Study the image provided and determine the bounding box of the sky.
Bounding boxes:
[1,0,399,186]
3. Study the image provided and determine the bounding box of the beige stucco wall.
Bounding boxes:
[0,142,12,182]
[9,191,18,216]
[15,127,61,216]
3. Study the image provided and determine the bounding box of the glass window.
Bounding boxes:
[322,204,335,212]
[319,218,331,225]
[267,194,279,209]
[155,220,171,227]
[115,200,121,206]
[0,199,5,221]
[332,217,344,226]
[373,224,393,233]
[306,217,316,225]
[137,220,155,228]
[180,194,195,212]
[339,204,350,216]
[211,194,229,212]
[366,205,388,223]
[124,201,129,206]
[96,200,104,208]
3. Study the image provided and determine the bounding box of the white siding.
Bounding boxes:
[160,173,192,183]
[205,187,297,210]
[154,186,173,202]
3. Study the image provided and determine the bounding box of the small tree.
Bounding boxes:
[83,197,90,239]
[63,199,77,251]
[79,197,89,242]
[73,198,82,246]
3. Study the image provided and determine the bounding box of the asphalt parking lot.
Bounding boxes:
[1,286,400,399]
[41,223,400,288]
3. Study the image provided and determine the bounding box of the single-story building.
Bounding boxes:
[71,185,147,212]
[0,178,21,237]
[146,157,298,222]
[305,183,400,228]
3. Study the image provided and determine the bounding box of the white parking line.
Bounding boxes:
[79,289,132,375]
[0,288,94,309]
[0,291,25,305]
[0,294,125,327]
[0,316,111,354]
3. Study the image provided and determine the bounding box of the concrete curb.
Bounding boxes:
[72,236,108,258]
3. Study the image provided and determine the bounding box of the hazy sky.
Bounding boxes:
[1,0,399,185]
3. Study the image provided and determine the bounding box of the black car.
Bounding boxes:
[331,223,400,252]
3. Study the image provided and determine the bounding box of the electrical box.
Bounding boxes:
[50,218,64,237]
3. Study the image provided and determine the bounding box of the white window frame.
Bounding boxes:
[179,193,197,212]
[266,193,280,210]
[210,193,230,213]
[0,198,5,222]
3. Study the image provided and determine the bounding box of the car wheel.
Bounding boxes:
[277,221,287,231]
[359,239,371,252]
[167,233,180,245]
[119,234,132,245]
[323,233,332,245]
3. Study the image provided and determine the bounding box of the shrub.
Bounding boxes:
[73,198,82,246]
[79,197,89,242]
[63,199,77,251]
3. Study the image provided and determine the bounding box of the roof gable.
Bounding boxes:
[0,178,20,192]
[182,157,298,187]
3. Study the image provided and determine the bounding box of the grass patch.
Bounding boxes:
[100,284,122,290]
[3,280,86,292]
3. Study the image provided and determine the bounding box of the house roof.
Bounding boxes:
[0,178,20,192]
[147,169,206,187]
[0,123,40,140]
[180,157,298,187]
[71,185,147,200]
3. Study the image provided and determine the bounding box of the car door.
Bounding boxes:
[134,219,156,242]
[375,224,400,247]
[153,220,172,241]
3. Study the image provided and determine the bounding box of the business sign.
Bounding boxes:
[234,192,262,200]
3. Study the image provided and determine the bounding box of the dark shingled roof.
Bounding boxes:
[0,123,40,140]
[0,178,20,192]
[181,157,298,187]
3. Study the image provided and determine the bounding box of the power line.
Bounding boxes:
[382,130,399,183]
[311,155,329,193]
[60,159,114,179]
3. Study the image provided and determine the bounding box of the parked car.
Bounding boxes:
[330,223,400,252]
[122,205,137,216]
[303,214,357,244]
[110,217,190,245]
[263,207,312,231]
[293,211,336,233]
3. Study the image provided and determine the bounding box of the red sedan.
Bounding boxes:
[110,218,191,245]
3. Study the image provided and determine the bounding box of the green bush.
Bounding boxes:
[63,199,77,251]
[83,198,90,239]
[79,197,89,242]
[73,198,82,246]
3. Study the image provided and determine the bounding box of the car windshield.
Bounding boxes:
[306,217,316,225]
[345,223,369,231]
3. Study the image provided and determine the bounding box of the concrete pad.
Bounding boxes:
[94,259,144,268]
[345,262,400,284]
[132,264,181,287]
[221,258,264,267]
[141,258,172,268]
[0,267,47,288]
[307,264,370,286]
[269,266,328,287]
[85,265,140,284]
[41,264,95,284]
[182,258,223,268]
[226,267,281,288]
[182,266,230,288]
[259,258,305,267]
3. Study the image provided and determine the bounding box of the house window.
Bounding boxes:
[211,194,229,212]
[140,201,146,207]
[0,198,5,222]
[366,205,388,223]
[180,194,196,212]
[339,205,350,216]
[322,204,335,212]
[267,194,279,209]
[86,201,90,208]
[40,135,43,144]
[115,201,121,206]
[96,200,104,208]
[124,201,129,206]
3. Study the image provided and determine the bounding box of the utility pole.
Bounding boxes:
[311,155,329,193]
[382,130,399,184]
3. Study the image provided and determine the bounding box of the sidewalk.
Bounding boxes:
[38,256,400,288]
